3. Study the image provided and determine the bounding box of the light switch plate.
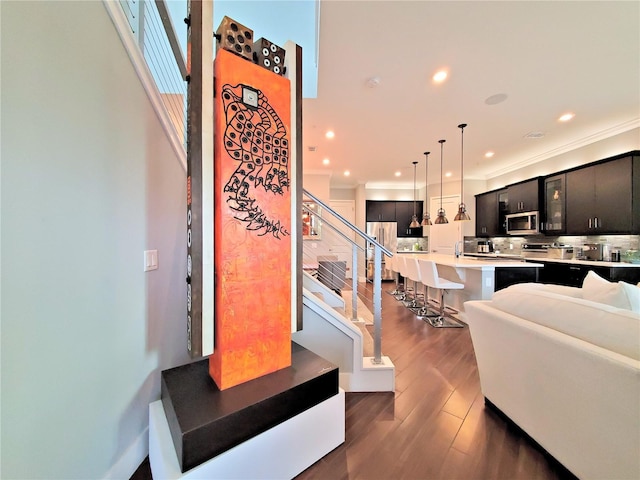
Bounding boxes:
[144,250,158,272]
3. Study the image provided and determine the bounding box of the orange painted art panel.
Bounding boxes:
[210,49,292,390]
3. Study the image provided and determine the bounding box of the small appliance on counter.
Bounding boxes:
[547,243,574,260]
[477,240,494,253]
[582,243,603,261]
[521,242,551,258]
[611,247,621,262]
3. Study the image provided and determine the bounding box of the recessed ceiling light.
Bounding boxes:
[344,170,350,176]
[485,151,495,158]
[433,70,448,83]
[558,112,575,122]
[322,158,330,165]
[394,171,401,177]
[445,171,452,178]
[325,130,335,139]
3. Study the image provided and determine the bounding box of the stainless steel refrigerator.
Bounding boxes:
[366,222,397,281]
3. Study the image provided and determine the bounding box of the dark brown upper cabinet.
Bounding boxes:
[475,190,499,237]
[566,154,639,235]
[365,200,396,222]
[542,174,566,234]
[473,150,639,237]
[365,200,425,237]
[505,178,542,214]
[395,201,423,237]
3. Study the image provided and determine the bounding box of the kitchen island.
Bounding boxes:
[395,253,543,313]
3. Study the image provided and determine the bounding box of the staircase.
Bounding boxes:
[293,192,395,392]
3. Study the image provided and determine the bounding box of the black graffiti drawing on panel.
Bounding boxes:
[221,83,290,239]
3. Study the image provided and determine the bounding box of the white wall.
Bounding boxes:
[303,173,331,203]
[366,187,414,201]
[1,2,190,478]
[330,188,356,201]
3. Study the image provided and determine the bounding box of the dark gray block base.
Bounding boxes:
[161,342,339,473]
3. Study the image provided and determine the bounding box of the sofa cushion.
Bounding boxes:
[582,270,640,312]
[491,286,640,360]
[501,282,583,298]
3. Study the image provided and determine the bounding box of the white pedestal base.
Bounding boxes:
[149,389,345,479]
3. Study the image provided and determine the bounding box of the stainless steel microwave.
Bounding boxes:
[505,211,539,235]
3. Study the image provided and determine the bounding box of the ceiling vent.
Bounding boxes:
[524,131,545,139]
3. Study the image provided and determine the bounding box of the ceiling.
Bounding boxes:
[301,1,640,189]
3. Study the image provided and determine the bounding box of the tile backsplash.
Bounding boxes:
[397,237,428,252]
[464,235,640,256]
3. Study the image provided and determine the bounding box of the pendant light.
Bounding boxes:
[454,123,471,221]
[409,161,421,228]
[421,151,432,226]
[434,139,448,224]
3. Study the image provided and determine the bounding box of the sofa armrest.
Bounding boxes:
[465,300,640,480]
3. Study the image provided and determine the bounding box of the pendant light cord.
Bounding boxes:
[439,139,445,212]
[458,123,467,204]
[412,161,418,217]
[424,151,430,222]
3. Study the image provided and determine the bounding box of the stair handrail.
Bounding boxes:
[154,0,188,80]
[302,189,392,256]
[302,188,391,364]
[302,204,365,252]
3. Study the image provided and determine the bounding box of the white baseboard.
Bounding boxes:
[339,356,396,392]
[102,427,149,480]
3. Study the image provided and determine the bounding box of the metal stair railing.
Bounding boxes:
[118,0,187,146]
[302,189,392,364]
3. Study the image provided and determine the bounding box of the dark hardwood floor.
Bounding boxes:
[295,283,576,480]
[133,282,576,480]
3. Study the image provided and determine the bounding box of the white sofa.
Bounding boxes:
[464,275,640,480]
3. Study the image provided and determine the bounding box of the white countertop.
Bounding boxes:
[395,252,543,269]
[462,252,526,261]
[463,252,640,268]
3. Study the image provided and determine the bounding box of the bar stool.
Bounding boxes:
[386,254,402,296]
[402,257,424,310]
[394,255,410,301]
[417,259,464,328]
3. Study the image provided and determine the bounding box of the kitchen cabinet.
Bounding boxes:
[395,201,423,237]
[494,266,539,291]
[531,260,640,287]
[366,201,396,222]
[506,178,542,214]
[475,191,498,237]
[366,200,424,237]
[536,261,587,287]
[475,189,507,237]
[566,155,638,235]
[472,150,639,237]
[543,174,566,234]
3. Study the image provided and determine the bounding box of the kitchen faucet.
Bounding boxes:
[454,240,463,258]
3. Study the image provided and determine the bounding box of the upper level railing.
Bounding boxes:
[118,0,187,145]
[302,189,392,364]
